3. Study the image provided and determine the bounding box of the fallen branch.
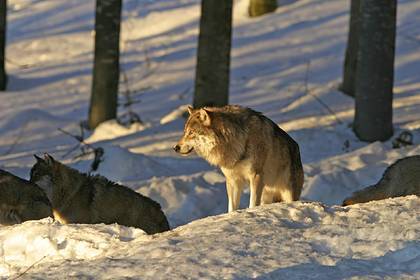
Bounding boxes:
[11,255,48,280]
[392,130,414,149]
[57,127,105,173]
[303,60,343,125]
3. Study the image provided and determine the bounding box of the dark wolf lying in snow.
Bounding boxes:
[30,154,170,234]
[343,155,420,206]
[0,169,52,225]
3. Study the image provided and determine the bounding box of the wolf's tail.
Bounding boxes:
[289,141,304,201]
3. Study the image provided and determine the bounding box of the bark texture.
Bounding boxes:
[89,0,122,129]
[340,0,360,97]
[193,0,233,108]
[353,0,396,142]
[0,0,7,90]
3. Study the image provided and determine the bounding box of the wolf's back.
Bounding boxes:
[89,176,170,234]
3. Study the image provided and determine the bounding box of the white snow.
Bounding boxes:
[0,0,420,278]
[1,197,419,279]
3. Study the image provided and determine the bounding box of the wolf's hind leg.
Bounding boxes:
[226,178,244,212]
[249,173,264,208]
[279,187,294,203]
[261,190,274,205]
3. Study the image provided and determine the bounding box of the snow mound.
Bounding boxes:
[4,196,419,279]
[79,144,211,183]
[0,109,79,157]
[160,104,189,125]
[138,171,229,227]
[0,218,146,276]
[85,120,150,143]
[94,145,173,182]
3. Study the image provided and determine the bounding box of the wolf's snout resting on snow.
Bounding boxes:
[343,155,420,206]
[30,154,170,234]
[174,105,304,212]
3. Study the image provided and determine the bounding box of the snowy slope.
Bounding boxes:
[0,0,420,278]
[2,197,420,279]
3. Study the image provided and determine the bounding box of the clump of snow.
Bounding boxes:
[0,218,146,276]
[70,144,212,184]
[160,104,189,125]
[85,120,150,143]
[94,144,173,182]
[138,171,229,227]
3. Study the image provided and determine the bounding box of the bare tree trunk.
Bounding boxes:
[88,0,122,129]
[353,0,396,142]
[0,0,6,91]
[249,0,277,18]
[340,0,360,97]
[193,0,233,108]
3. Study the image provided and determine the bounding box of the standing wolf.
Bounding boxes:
[343,155,420,206]
[30,154,170,234]
[0,169,52,225]
[174,105,304,212]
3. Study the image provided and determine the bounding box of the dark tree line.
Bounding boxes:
[0,0,278,127]
[0,0,399,143]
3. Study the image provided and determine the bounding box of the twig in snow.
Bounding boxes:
[5,58,34,69]
[303,60,343,125]
[11,255,48,280]
[392,131,414,149]
[2,121,29,156]
[118,69,143,126]
[57,127,104,173]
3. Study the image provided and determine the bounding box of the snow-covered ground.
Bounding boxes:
[2,196,420,279]
[0,0,419,278]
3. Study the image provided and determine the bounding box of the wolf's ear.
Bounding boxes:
[34,154,43,163]
[187,106,194,115]
[199,108,211,126]
[43,153,55,166]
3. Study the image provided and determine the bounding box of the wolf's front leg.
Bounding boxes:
[226,178,244,212]
[249,173,264,208]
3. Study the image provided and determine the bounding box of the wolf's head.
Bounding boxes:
[174,106,218,160]
[30,154,57,201]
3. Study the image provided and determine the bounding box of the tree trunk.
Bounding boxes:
[248,0,277,18]
[0,0,7,91]
[193,0,233,108]
[353,0,396,142]
[88,0,122,129]
[340,0,360,97]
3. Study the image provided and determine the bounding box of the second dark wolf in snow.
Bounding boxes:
[30,154,170,234]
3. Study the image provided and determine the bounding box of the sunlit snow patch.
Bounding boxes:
[0,218,146,276]
[85,120,150,143]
